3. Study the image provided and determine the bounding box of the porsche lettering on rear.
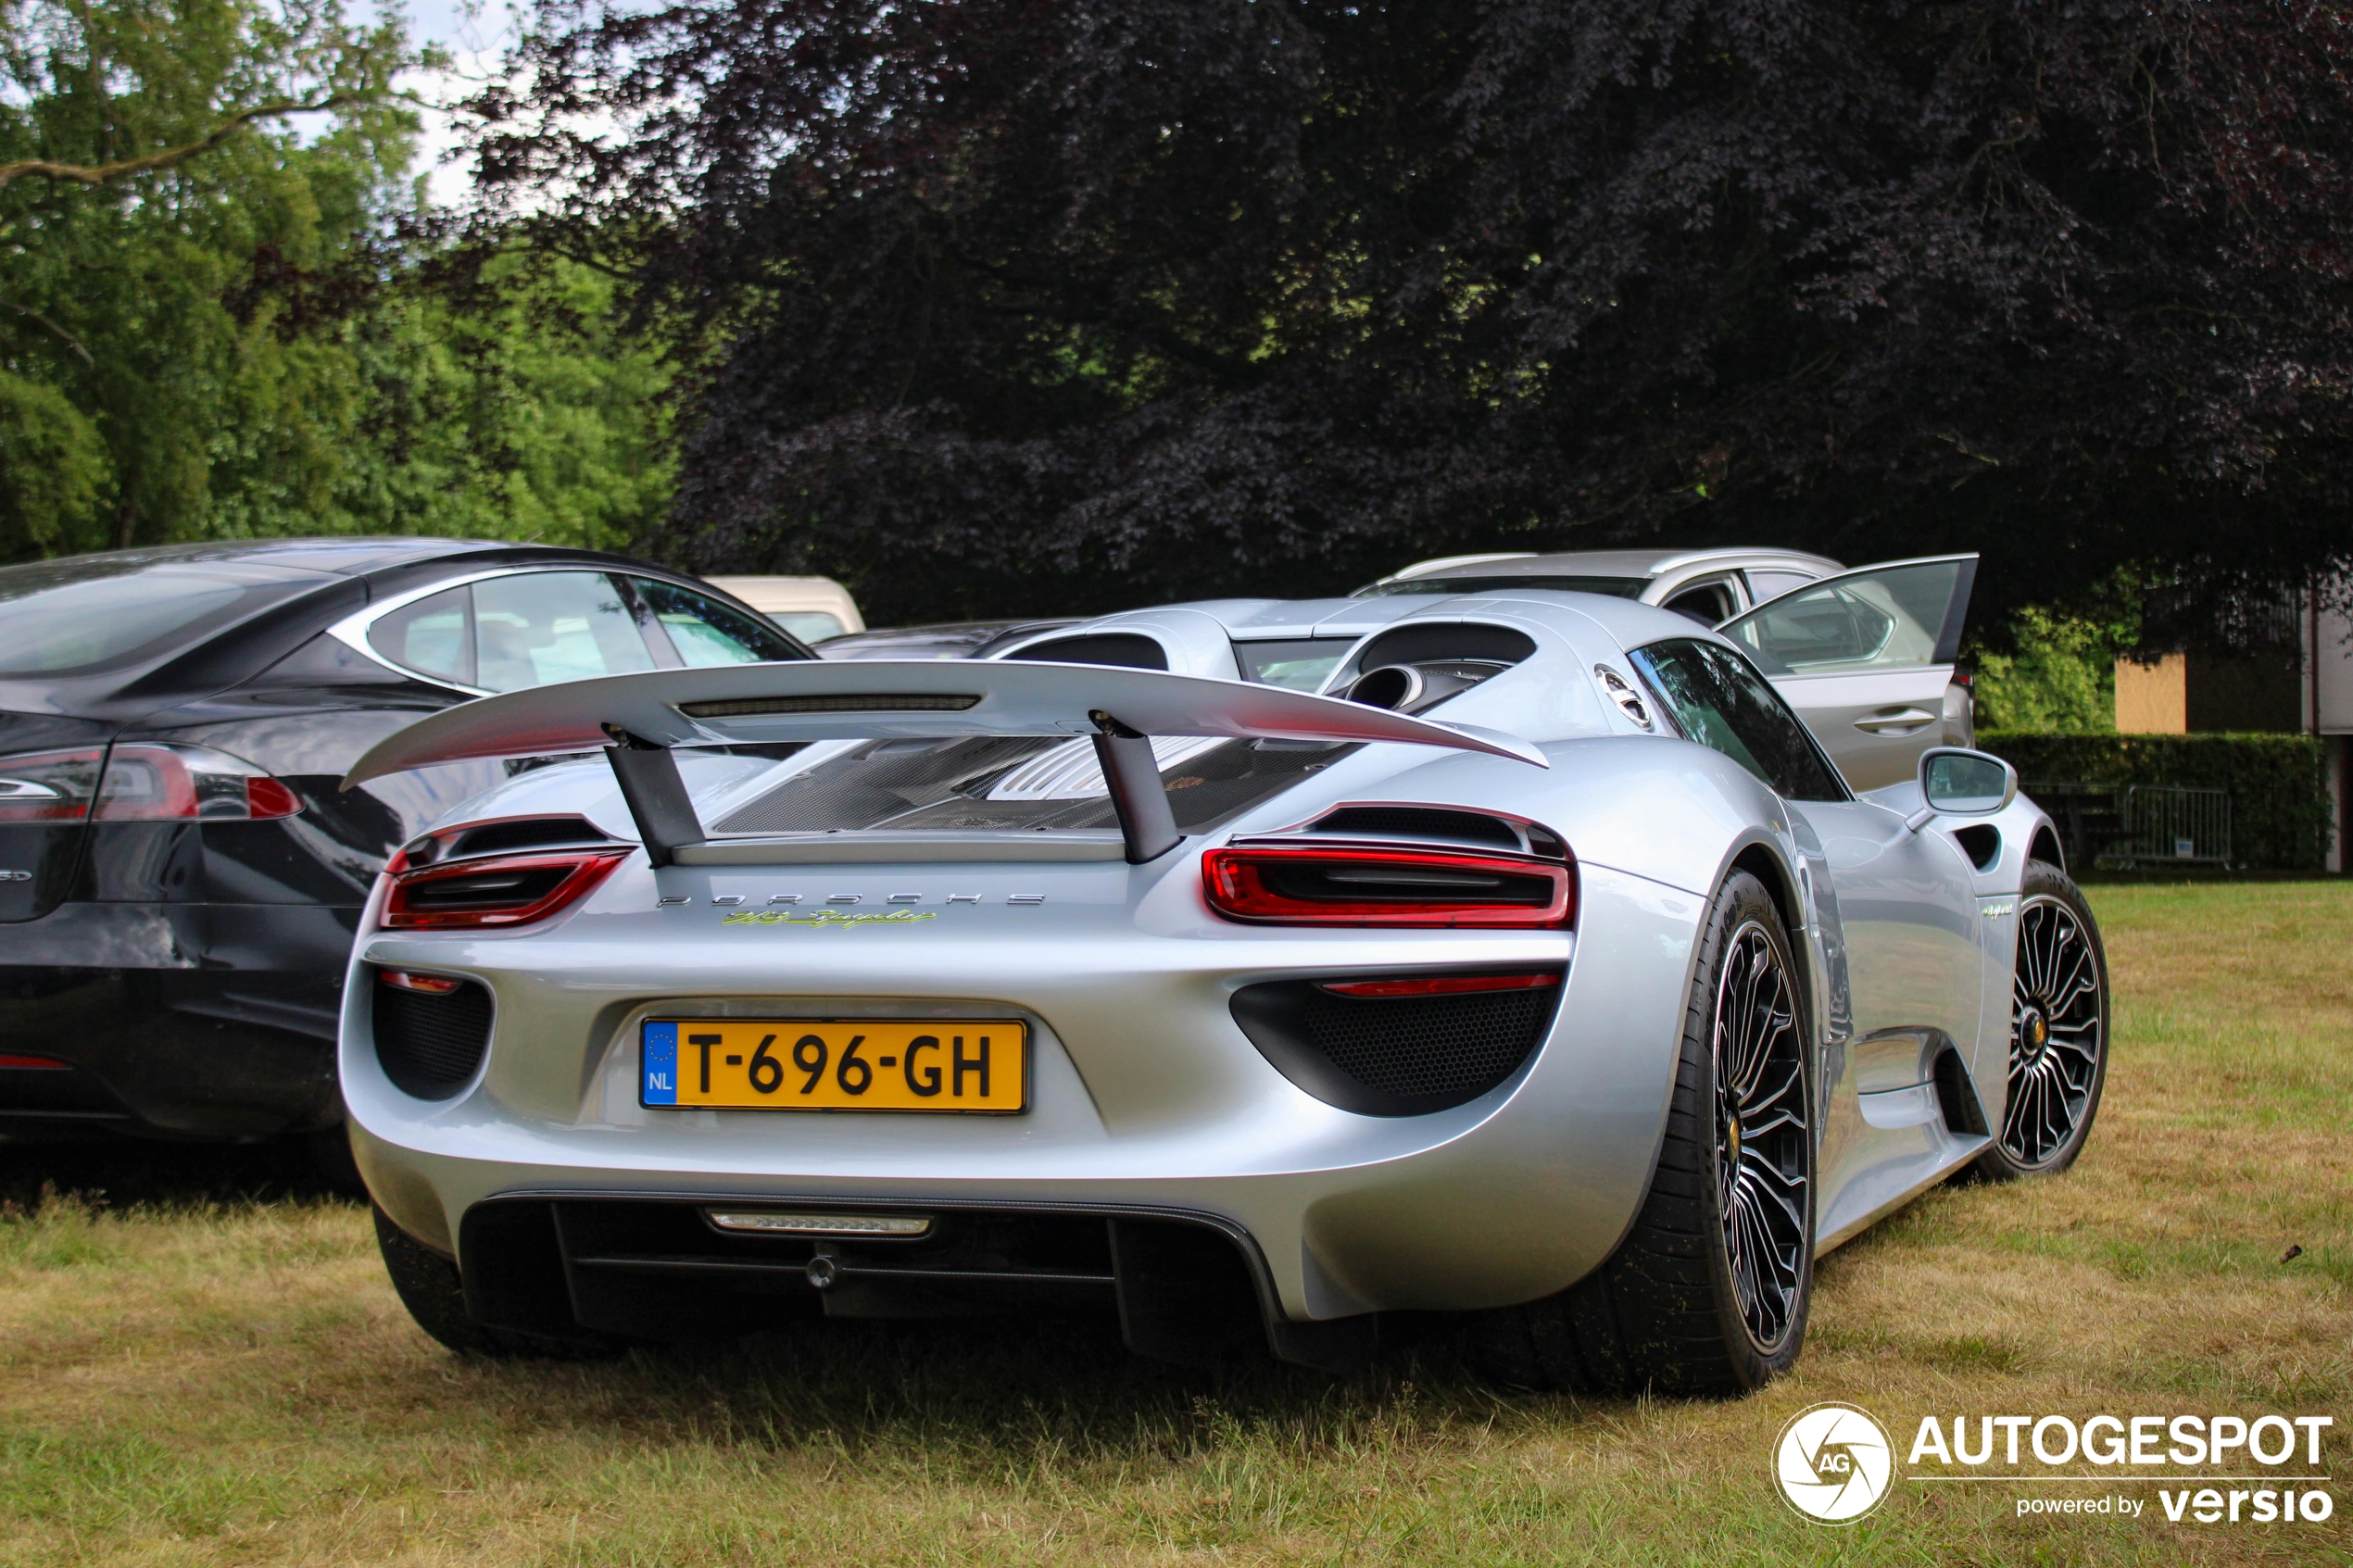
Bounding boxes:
[719,908,939,929]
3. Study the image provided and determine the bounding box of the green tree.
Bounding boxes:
[478,0,2353,625]
[0,2,679,564]
[333,252,677,553]
[1973,608,2130,734]
[0,0,416,558]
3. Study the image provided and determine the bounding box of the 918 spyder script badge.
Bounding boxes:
[722,909,939,930]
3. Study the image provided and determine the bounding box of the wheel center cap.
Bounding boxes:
[2020,1007,2049,1060]
[1727,1112,1743,1167]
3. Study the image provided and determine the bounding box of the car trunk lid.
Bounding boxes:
[0,711,115,922]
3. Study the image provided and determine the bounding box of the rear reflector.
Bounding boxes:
[0,1053,69,1070]
[378,970,463,995]
[1319,972,1562,998]
[704,1211,934,1237]
[1202,845,1573,928]
[383,848,629,930]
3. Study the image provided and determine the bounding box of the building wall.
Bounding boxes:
[2114,650,2305,734]
[2316,603,2353,734]
[2109,596,2345,870]
[2318,602,2351,874]
[2115,655,2186,733]
[2187,651,2303,733]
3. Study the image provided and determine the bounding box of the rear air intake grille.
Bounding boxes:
[1230,970,1563,1116]
[373,974,493,1098]
[416,815,618,864]
[1306,987,1554,1099]
[1002,633,1169,671]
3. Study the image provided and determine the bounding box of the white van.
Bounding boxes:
[699,576,865,645]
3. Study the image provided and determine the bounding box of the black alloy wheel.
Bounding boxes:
[1472,870,1814,1396]
[1712,919,1810,1351]
[1971,859,2109,1182]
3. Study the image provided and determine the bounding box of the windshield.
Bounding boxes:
[0,558,321,677]
[1355,573,1647,599]
[708,734,1353,836]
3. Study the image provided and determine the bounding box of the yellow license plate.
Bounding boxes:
[640,1019,1026,1112]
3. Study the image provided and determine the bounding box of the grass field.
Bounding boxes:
[1,883,2347,1566]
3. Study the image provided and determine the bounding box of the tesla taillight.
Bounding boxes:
[93,744,303,822]
[382,848,629,930]
[0,748,104,822]
[1201,846,1574,928]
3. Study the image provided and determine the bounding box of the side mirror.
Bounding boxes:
[1919,746,2016,816]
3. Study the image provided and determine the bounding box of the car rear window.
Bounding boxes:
[1235,638,1356,692]
[0,558,323,677]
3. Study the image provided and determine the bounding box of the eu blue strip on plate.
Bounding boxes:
[641,1021,678,1105]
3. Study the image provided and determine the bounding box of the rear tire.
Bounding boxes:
[1968,859,2108,1183]
[372,1205,623,1361]
[1474,870,1814,1397]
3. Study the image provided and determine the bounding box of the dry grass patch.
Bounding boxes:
[1,881,2346,1565]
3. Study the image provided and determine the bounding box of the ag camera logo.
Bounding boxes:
[1775,1402,1894,1524]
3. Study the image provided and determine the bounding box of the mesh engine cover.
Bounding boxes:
[374,979,494,1099]
[1229,973,1562,1117]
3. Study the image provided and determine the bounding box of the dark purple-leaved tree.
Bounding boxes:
[472,1,2353,626]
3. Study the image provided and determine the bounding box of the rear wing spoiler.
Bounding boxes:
[344,659,1546,865]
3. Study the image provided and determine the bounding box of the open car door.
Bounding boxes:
[1718,555,1976,792]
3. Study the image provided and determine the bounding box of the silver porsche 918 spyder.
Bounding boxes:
[341,564,2107,1396]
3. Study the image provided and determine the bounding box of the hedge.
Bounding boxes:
[1976,732,2332,871]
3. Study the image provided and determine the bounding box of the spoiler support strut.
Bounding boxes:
[1090,712,1182,864]
[602,726,701,869]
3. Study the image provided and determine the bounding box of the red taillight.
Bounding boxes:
[1318,972,1562,997]
[245,776,303,818]
[378,969,463,994]
[0,1053,69,1070]
[1202,846,1574,927]
[383,848,628,930]
[0,748,104,822]
[93,744,303,822]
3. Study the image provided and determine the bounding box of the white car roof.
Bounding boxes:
[1018,588,1722,654]
[1375,545,1843,588]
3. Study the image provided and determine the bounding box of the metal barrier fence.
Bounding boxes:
[2118,784,2233,868]
[2023,782,2234,869]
